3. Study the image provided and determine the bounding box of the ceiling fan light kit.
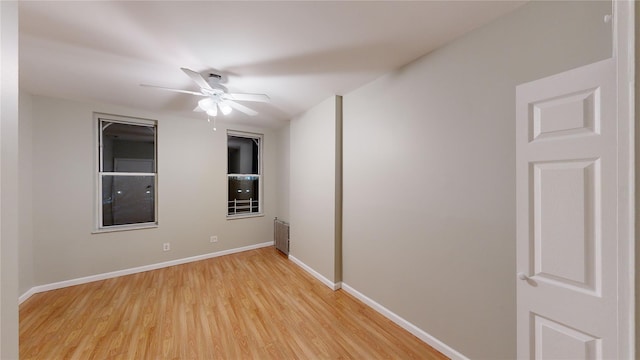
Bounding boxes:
[198,98,233,119]
[141,68,270,123]
[218,102,232,115]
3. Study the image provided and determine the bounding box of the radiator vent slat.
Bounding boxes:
[274,218,289,255]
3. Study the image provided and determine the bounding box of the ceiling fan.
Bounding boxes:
[141,68,270,117]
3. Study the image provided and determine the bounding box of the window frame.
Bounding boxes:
[226,130,263,219]
[94,113,158,232]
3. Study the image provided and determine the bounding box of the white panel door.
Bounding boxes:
[516,59,617,359]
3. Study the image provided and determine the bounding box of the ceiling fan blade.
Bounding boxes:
[226,93,270,103]
[193,106,204,112]
[225,100,258,116]
[141,84,204,96]
[181,68,213,91]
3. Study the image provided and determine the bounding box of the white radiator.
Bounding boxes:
[274,218,289,255]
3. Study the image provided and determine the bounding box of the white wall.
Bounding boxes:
[19,91,34,296]
[289,96,341,284]
[636,2,639,354]
[342,1,611,359]
[275,124,290,222]
[26,95,278,287]
[0,1,20,357]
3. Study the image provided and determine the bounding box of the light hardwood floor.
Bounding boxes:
[20,247,448,359]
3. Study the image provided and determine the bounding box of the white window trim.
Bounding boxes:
[226,130,263,219]
[94,113,158,232]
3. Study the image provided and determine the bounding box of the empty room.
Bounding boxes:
[0,0,635,359]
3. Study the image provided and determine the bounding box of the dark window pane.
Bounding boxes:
[227,135,259,174]
[227,175,259,215]
[102,175,155,226]
[102,121,155,172]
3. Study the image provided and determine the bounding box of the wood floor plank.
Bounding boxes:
[20,247,448,359]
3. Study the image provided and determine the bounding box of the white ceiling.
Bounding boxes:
[19,1,526,128]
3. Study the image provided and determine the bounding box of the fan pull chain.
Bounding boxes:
[207,115,217,131]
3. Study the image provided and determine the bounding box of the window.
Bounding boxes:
[227,132,262,217]
[97,114,157,230]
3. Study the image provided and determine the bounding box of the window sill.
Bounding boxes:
[92,223,158,234]
[226,213,264,220]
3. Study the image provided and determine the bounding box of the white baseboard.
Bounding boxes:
[288,255,342,290]
[18,288,37,304]
[19,241,273,304]
[341,283,469,360]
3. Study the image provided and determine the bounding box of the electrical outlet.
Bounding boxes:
[163,243,170,251]
[210,236,218,243]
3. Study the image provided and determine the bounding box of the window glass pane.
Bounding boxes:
[102,122,155,172]
[102,175,155,226]
[227,175,259,215]
[227,135,259,174]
